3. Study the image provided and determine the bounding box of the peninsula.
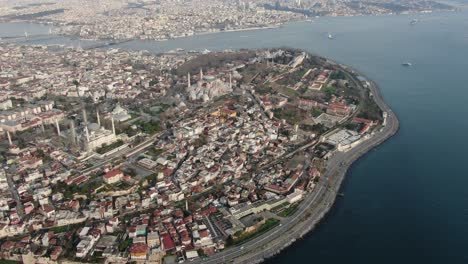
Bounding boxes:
[0,45,398,263]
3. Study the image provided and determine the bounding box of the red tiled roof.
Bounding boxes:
[161,233,175,250]
[129,243,148,254]
[104,169,123,179]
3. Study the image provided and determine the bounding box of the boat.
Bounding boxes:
[328,33,334,39]
[402,62,412,67]
[338,193,345,197]
[410,19,419,25]
[201,49,211,54]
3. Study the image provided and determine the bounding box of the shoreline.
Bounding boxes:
[245,74,400,263]
[266,80,400,263]
[183,25,281,38]
[192,67,399,264]
[245,79,399,264]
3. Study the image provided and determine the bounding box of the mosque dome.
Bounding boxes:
[87,123,100,131]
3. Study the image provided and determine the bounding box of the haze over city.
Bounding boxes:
[0,0,466,263]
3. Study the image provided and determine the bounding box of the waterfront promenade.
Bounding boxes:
[192,77,400,264]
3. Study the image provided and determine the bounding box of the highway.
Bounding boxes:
[192,77,399,264]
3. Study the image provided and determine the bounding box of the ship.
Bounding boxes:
[328,33,334,39]
[402,62,412,67]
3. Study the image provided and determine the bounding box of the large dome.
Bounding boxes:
[87,123,100,131]
[113,104,124,114]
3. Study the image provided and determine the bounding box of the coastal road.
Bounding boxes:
[192,77,399,263]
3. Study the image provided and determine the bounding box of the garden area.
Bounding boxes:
[227,218,280,246]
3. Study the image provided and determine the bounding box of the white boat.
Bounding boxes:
[328,33,334,39]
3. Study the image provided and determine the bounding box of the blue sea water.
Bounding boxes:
[2,8,468,263]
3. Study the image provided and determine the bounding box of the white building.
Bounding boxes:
[111,104,131,122]
[147,232,160,248]
[80,123,118,152]
[76,236,98,258]
[0,99,12,110]
[0,170,8,189]
[103,169,124,184]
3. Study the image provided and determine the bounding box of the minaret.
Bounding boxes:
[6,131,12,145]
[111,117,116,135]
[187,72,191,89]
[84,126,90,142]
[70,120,76,145]
[96,110,101,127]
[185,199,189,211]
[82,109,88,124]
[199,68,203,81]
[55,119,61,136]
[229,73,232,89]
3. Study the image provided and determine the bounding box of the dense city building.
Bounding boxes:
[0,43,390,263]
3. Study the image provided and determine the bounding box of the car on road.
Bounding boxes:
[240,246,244,250]
[279,223,283,227]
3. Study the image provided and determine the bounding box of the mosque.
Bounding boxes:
[67,110,119,152]
[186,69,233,102]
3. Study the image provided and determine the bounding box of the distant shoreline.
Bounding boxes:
[0,7,459,43]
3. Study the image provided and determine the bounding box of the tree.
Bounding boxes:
[149,79,158,86]
[323,86,337,100]
[225,235,235,247]
[311,108,323,117]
